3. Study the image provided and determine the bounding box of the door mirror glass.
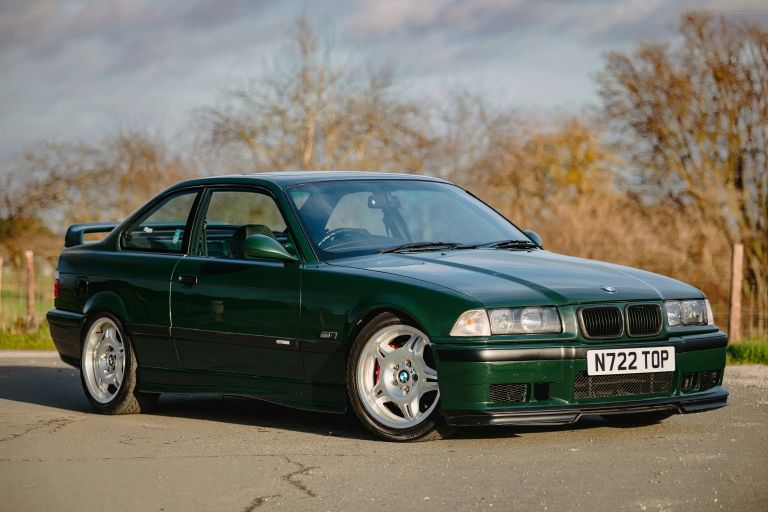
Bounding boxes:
[523,230,543,247]
[244,234,298,262]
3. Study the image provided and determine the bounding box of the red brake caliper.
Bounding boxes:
[374,342,398,384]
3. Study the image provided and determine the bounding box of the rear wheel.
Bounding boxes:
[347,313,448,441]
[80,313,158,414]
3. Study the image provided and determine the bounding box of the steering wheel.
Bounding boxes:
[317,228,370,249]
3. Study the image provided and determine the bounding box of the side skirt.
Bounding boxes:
[138,366,348,414]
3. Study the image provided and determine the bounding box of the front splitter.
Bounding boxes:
[441,387,728,427]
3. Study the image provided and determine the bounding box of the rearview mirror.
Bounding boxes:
[368,193,401,209]
[523,230,543,247]
[243,234,298,262]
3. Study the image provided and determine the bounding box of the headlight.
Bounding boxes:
[490,307,562,334]
[450,309,491,336]
[665,299,713,326]
[450,307,563,336]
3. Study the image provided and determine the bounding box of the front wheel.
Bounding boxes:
[80,313,158,414]
[347,313,448,441]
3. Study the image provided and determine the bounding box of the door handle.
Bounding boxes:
[178,274,198,286]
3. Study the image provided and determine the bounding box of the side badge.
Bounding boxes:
[319,331,338,340]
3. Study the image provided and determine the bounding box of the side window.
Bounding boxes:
[121,191,198,253]
[199,190,293,259]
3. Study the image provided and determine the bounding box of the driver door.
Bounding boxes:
[170,187,303,379]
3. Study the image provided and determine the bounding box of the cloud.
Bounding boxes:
[0,0,766,170]
[344,0,768,46]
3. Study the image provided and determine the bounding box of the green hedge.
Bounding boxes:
[727,341,768,365]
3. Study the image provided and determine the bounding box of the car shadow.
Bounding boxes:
[155,393,368,439]
[0,364,92,412]
[0,364,635,441]
[0,364,367,440]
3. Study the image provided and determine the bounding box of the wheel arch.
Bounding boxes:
[81,293,137,362]
[82,291,130,325]
[344,306,424,352]
[339,285,478,351]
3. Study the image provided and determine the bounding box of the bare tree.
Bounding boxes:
[200,15,431,173]
[598,11,768,333]
[425,91,517,181]
[0,131,195,261]
[458,114,619,223]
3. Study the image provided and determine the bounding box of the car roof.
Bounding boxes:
[169,171,450,190]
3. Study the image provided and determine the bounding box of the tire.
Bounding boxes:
[347,312,451,441]
[603,410,675,426]
[80,312,158,414]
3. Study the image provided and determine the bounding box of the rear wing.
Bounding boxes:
[64,222,120,248]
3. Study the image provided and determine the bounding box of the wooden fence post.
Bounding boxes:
[729,243,743,342]
[25,250,35,327]
[0,256,3,330]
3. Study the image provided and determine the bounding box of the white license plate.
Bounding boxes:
[586,347,675,376]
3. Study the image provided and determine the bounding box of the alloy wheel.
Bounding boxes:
[355,325,440,429]
[82,317,126,404]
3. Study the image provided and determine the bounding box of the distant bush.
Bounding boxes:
[727,341,768,365]
[0,322,55,350]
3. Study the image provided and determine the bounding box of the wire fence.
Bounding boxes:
[741,293,768,341]
[0,255,55,332]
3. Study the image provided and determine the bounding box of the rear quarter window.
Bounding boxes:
[121,191,198,253]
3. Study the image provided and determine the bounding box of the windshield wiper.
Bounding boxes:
[380,241,465,253]
[483,239,539,250]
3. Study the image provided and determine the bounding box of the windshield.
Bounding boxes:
[286,179,531,260]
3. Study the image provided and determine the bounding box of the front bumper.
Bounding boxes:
[434,331,728,427]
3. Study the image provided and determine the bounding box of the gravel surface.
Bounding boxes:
[0,352,766,512]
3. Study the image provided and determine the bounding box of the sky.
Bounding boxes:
[1,0,766,171]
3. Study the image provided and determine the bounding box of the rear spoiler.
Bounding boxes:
[64,222,120,247]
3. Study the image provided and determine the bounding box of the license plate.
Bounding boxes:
[586,347,675,376]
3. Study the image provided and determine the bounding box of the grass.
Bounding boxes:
[1,269,56,349]
[1,269,55,329]
[0,322,55,350]
[727,338,768,365]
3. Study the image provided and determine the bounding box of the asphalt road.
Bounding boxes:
[0,352,766,512]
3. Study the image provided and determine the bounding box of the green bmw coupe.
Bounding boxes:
[47,172,728,441]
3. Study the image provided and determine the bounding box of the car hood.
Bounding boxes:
[329,249,703,307]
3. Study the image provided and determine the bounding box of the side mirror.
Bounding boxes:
[243,234,298,262]
[523,230,543,247]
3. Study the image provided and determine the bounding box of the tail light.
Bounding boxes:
[54,271,60,298]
